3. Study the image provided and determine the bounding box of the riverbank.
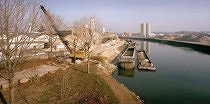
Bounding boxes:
[0,40,143,104]
[92,40,143,104]
[1,61,119,104]
[123,37,210,55]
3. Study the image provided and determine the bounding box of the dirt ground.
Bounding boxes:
[1,59,143,104]
[0,41,143,104]
[99,72,142,104]
[0,58,58,73]
[1,62,119,104]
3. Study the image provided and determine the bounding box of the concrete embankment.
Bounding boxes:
[124,37,210,54]
[92,40,143,104]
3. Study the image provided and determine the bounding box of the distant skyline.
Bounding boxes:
[45,0,210,33]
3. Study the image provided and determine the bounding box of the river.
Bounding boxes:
[112,40,210,104]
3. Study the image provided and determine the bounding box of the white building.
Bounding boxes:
[34,34,50,42]
[146,23,151,38]
[149,33,156,37]
[140,23,151,38]
[90,17,96,35]
[158,33,164,36]
[102,27,105,34]
[9,35,33,43]
[140,23,146,37]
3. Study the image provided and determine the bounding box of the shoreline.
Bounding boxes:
[0,40,143,104]
[93,40,143,104]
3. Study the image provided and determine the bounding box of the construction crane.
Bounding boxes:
[40,5,86,59]
[40,5,71,52]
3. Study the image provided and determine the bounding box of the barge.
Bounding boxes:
[128,41,136,48]
[118,42,136,69]
[137,49,156,71]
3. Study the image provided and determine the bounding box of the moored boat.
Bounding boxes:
[118,45,135,69]
[137,49,156,71]
[128,41,136,48]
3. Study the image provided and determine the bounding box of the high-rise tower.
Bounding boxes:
[140,23,151,50]
[140,23,146,38]
[140,23,151,38]
[90,17,95,35]
[102,27,105,34]
[146,23,151,38]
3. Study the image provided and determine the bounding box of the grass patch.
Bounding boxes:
[2,62,118,104]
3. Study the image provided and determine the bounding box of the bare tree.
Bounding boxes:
[70,22,86,65]
[0,0,42,104]
[40,9,68,59]
[71,34,79,65]
[72,17,102,73]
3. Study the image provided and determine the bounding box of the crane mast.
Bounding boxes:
[40,5,71,52]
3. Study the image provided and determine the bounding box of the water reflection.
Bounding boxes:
[113,40,210,104]
[139,41,150,54]
[118,68,134,78]
[138,38,210,55]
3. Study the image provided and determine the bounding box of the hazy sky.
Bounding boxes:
[45,0,210,33]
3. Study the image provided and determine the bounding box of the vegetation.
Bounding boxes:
[0,0,42,103]
[72,17,102,73]
[2,62,119,104]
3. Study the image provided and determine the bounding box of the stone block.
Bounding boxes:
[76,60,82,64]
[19,78,30,84]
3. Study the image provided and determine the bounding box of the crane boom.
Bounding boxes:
[40,5,71,52]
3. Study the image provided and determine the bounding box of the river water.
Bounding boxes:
[112,40,210,104]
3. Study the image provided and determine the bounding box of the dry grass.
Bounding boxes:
[2,62,118,104]
[0,58,56,72]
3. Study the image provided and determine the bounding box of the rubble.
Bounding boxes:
[19,78,30,84]
[76,60,82,64]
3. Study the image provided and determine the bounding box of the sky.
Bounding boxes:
[45,0,210,33]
